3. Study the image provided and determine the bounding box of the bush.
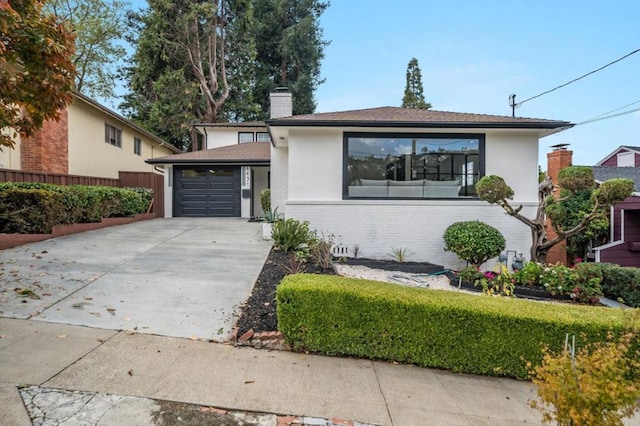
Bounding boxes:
[277,274,638,379]
[443,221,505,268]
[272,218,315,252]
[0,183,150,232]
[599,263,640,308]
[0,189,66,233]
[514,261,544,287]
[260,188,271,213]
[529,330,640,425]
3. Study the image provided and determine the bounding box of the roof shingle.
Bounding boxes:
[591,166,640,192]
[147,142,270,164]
[267,106,571,128]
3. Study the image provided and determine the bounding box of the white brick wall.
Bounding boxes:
[270,92,293,119]
[270,145,288,214]
[286,200,536,270]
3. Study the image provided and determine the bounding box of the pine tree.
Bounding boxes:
[402,58,431,109]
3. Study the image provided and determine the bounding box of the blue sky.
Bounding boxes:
[124,1,639,167]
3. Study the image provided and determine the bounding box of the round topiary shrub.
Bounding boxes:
[475,175,514,204]
[443,221,506,268]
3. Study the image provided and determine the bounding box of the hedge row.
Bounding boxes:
[0,182,153,234]
[276,274,638,379]
[599,263,640,308]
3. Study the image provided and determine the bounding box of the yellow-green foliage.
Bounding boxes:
[529,331,640,425]
[276,274,638,379]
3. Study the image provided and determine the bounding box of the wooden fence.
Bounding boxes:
[0,168,165,217]
[119,171,165,218]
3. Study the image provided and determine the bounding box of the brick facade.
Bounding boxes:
[545,148,572,265]
[287,201,537,270]
[20,109,69,174]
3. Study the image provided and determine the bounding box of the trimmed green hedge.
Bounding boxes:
[277,274,638,379]
[0,183,152,233]
[599,263,640,308]
[0,189,67,233]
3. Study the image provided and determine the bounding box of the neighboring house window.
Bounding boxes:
[238,132,254,143]
[105,124,122,147]
[256,132,271,142]
[617,151,634,167]
[344,133,484,199]
[134,137,142,156]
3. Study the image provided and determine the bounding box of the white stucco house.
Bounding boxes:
[149,89,572,268]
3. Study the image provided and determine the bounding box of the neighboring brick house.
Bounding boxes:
[0,92,180,178]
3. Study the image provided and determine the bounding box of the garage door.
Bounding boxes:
[174,166,241,217]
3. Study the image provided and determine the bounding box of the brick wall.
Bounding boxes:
[545,148,572,265]
[21,109,69,174]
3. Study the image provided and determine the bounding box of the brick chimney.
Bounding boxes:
[20,109,69,174]
[545,144,572,265]
[270,87,292,119]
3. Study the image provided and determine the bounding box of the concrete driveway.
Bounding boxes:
[0,218,272,341]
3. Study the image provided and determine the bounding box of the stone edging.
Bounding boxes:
[232,328,291,351]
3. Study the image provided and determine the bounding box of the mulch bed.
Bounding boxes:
[235,247,335,336]
[235,251,445,335]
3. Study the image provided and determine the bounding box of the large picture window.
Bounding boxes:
[345,133,484,199]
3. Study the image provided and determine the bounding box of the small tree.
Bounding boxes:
[528,331,640,425]
[443,221,505,268]
[402,57,431,109]
[475,167,634,263]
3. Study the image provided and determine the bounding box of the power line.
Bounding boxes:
[575,106,640,126]
[515,48,640,107]
[585,99,640,121]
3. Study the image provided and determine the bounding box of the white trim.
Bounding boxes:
[610,206,615,241]
[621,208,625,241]
[596,145,640,166]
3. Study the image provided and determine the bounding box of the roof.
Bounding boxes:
[194,121,266,129]
[146,142,270,165]
[266,107,573,130]
[73,91,181,154]
[591,166,640,192]
[596,145,640,166]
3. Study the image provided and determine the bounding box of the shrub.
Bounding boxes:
[309,233,334,269]
[515,261,544,287]
[272,218,315,252]
[443,221,506,268]
[0,183,149,231]
[0,189,66,233]
[260,188,270,213]
[529,331,640,425]
[277,274,638,379]
[599,263,640,308]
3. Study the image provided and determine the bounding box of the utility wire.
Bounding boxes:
[575,106,640,126]
[516,48,640,106]
[585,99,640,121]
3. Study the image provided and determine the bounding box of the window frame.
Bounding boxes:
[133,137,142,156]
[256,132,271,142]
[342,132,486,200]
[104,123,122,148]
[238,132,254,143]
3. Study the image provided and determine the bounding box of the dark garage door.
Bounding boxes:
[174,166,241,217]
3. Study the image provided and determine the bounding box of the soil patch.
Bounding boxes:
[235,247,334,336]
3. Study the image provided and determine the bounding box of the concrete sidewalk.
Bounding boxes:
[0,317,554,426]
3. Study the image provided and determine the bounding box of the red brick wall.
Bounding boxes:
[545,149,572,265]
[20,109,69,174]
